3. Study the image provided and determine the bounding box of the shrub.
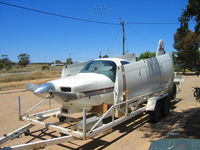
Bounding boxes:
[41,65,50,71]
[5,65,12,71]
[0,62,4,70]
[185,68,191,72]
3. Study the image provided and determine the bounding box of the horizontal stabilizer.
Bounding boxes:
[26,83,39,92]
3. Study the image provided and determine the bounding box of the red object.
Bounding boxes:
[196,60,199,65]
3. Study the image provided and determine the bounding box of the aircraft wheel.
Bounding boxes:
[161,97,170,117]
[148,101,161,123]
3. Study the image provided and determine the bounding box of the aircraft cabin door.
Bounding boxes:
[114,64,126,105]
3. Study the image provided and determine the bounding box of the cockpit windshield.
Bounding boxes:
[80,60,116,82]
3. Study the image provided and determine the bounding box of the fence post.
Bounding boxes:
[17,96,22,121]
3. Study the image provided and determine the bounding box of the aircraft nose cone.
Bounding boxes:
[34,83,55,94]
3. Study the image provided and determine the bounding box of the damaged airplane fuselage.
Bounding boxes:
[28,40,175,114]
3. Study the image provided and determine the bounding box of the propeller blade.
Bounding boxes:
[34,83,55,94]
[26,83,39,91]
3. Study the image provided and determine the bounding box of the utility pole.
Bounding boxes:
[99,51,102,58]
[120,20,126,55]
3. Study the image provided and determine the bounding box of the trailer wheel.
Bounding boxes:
[103,116,112,124]
[60,132,68,136]
[169,83,176,100]
[24,129,30,136]
[161,97,170,117]
[148,101,161,123]
[59,116,66,122]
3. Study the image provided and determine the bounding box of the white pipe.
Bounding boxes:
[82,108,86,140]
[22,95,50,117]
[88,107,145,138]
[10,135,73,150]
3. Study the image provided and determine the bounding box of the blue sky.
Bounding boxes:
[0,0,191,63]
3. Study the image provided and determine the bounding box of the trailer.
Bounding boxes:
[0,41,184,149]
[0,80,183,150]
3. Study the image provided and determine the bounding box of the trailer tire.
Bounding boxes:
[161,97,170,117]
[24,129,30,136]
[193,91,197,97]
[148,101,161,123]
[59,116,66,122]
[168,83,176,100]
[103,116,112,124]
[60,132,68,136]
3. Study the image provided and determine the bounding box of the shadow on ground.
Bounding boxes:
[27,113,149,150]
[181,108,200,139]
[77,114,148,150]
[139,103,200,141]
[24,98,200,150]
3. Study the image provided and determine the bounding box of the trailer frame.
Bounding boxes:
[0,86,181,150]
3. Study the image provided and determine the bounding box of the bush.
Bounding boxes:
[185,68,191,72]
[41,65,50,71]
[5,65,12,71]
[0,62,4,70]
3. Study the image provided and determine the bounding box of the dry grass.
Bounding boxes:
[0,78,56,91]
[0,63,63,83]
[0,64,42,73]
[0,64,63,91]
[0,71,61,83]
[0,64,63,73]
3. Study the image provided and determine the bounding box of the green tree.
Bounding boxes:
[174,0,200,73]
[179,0,200,34]
[137,51,156,61]
[0,62,4,70]
[183,31,199,68]
[99,51,102,58]
[175,0,200,73]
[18,53,30,67]
[1,54,8,59]
[55,60,62,64]
[174,30,199,73]
[0,54,13,70]
[103,54,109,58]
[66,58,73,65]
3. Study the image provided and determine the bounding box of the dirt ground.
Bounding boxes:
[0,75,200,150]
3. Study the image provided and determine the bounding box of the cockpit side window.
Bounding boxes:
[120,61,130,65]
[80,60,116,82]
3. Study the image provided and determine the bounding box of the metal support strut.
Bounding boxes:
[83,108,86,140]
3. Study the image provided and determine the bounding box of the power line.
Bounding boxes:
[0,1,120,25]
[0,1,189,25]
[127,22,195,25]
[127,22,180,25]
[0,1,190,26]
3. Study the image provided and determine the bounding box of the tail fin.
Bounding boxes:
[156,40,165,56]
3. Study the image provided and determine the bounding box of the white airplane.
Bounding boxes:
[26,40,175,114]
